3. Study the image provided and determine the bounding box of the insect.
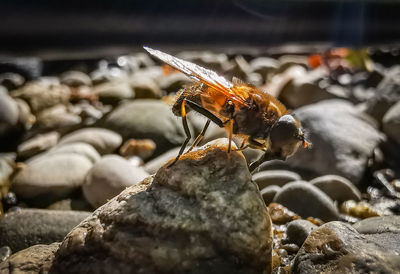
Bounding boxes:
[144,47,311,171]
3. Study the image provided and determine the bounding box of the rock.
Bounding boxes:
[268,203,300,225]
[252,170,301,189]
[47,142,101,164]
[51,139,273,273]
[293,221,400,273]
[103,99,186,155]
[287,100,385,183]
[143,147,181,174]
[365,65,400,121]
[83,155,149,208]
[130,75,162,99]
[249,57,278,79]
[36,104,82,130]
[12,153,93,202]
[47,198,93,212]
[260,185,280,205]
[285,219,318,247]
[0,155,15,193]
[187,113,226,144]
[90,64,128,85]
[14,98,36,130]
[310,175,361,203]
[60,70,92,87]
[58,128,122,154]
[0,243,59,273]
[382,100,400,144]
[0,246,11,262]
[11,80,70,113]
[94,81,134,104]
[0,72,25,90]
[17,131,60,159]
[0,57,42,80]
[159,73,191,93]
[0,89,19,135]
[119,138,156,160]
[273,181,339,222]
[0,209,89,252]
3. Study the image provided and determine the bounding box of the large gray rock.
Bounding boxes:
[103,99,186,154]
[273,181,339,222]
[310,175,361,203]
[12,153,93,201]
[51,139,273,274]
[17,131,60,159]
[0,209,89,252]
[83,155,149,208]
[293,221,400,273]
[287,100,385,183]
[382,100,400,144]
[0,89,19,135]
[0,243,59,273]
[58,128,122,154]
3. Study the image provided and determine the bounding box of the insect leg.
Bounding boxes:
[248,150,286,172]
[168,100,191,168]
[185,99,224,128]
[187,119,211,152]
[226,120,233,153]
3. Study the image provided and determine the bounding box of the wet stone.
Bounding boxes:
[51,139,273,274]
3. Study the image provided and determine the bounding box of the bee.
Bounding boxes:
[144,47,311,171]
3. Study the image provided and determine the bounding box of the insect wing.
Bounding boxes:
[144,47,247,105]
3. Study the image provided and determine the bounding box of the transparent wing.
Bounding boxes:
[144,46,247,105]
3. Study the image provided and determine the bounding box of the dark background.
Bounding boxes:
[1,0,400,57]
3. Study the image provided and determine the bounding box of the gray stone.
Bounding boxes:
[383,100,400,144]
[51,139,272,274]
[83,155,149,208]
[159,72,191,93]
[0,209,89,252]
[293,221,400,273]
[12,153,93,201]
[103,99,187,154]
[310,175,361,203]
[58,127,122,154]
[249,57,278,78]
[252,170,301,189]
[0,72,25,90]
[0,243,59,273]
[260,185,280,205]
[60,70,92,87]
[14,98,36,130]
[17,132,60,159]
[143,147,181,174]
[36,104,81,130]
[94,81,134,104]
[130,75,162,99]
[286,219,318,247]
[0,246,11,263]
[11,80,70,113]
[273,181,339,222]
[0,89,19,135]
[287,100,385,183]
[48,142,101,163]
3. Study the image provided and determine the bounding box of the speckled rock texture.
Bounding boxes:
[51,139,273,274]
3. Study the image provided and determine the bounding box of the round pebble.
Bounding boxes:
[310,175,361,203]
[252,170,301,189]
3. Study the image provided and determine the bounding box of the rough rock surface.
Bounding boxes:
[0,243,60,274]
[287,100,385,183]
[0,209,90,252]
[58,128,122,154]
[293,221,400,273]
[51,139,273,274]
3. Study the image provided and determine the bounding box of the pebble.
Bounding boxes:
[103,99,187,155]
[287,100,385,183]
[0,72,25,90]
[252,170,301,189]
[0,89,19,135]
[47,142,101,164]
[12,153,93,203]
[382,100,400,144]
[285,219,318,247]
[260,185,281,205]
[58,127,122,154]
[17,131,60,159]
[273,181,339,222]
[14,98,35,130]
[268,203,300,225]
[159,72,191,93]
[82,155,149,208]
[0,246,11,262]
[0,209,90,252]
[60,70,92,87]
[119,138,156,160]
[94,81,134,104]
[143,147,180,174]
[51,139,273,273]
[35,104,82,130]
[129,75,162,99]
[310,174,362,203]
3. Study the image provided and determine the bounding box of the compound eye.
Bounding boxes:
[270,115,299,147]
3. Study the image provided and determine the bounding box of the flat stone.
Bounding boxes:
[51,139,273,273]
[58,128,122,154]
[310,175,361,203]
[47,142,101,164]
[0,89,19,135]
[83,155,149,208]
[252,170,301,189]
[60,70,92,87]
[17,132,60,159]
[260,185,280,205]
[94,81,134,104]
[143,147,181,174]
[273,181,339,222]
[285,219,318,247]
[0,209,89,252]
[383,100,400,144]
